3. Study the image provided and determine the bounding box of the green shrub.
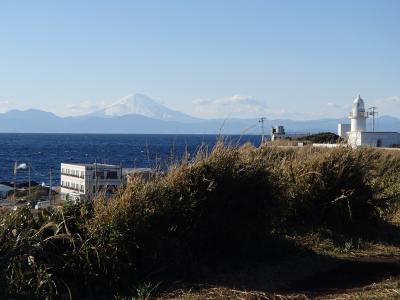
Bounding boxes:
[296,132,343,144]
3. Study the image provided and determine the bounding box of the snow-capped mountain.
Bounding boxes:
[90,93,199,123]
[1,108,399,134]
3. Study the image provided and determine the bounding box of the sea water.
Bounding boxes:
[0,133,262,185]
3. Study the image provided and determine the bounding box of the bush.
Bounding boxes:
[86,144,278,293]
[296,132,343,144]
[0,144,394,298]
[270,147,378,231]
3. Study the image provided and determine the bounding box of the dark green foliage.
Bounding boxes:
[296,132,343,144]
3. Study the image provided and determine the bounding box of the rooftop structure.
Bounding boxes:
[0,184,13,199]
[271,125,286,141]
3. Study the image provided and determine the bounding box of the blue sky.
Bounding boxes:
[0,0,399,119]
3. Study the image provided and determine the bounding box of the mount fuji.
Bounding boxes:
[89,93,200,123]
[0,93,399,134]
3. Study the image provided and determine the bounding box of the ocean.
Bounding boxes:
[0,133,262,185]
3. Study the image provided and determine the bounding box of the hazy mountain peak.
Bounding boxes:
[3,109,58,118]
[90,93,199,123]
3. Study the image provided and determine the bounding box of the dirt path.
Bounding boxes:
[291,256,400,298]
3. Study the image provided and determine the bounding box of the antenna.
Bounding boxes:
[259,117,266,144]
[368,106,378,132]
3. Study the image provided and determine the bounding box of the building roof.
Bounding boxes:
[61,162,120,168]
[353,95,365,109]
[123,168,153,175]
[0,184,13,193]
[353,94,364,104]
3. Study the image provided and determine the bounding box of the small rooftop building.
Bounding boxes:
[338,123,351,139]
[124,168,153,183]
[0,184,13,199]
[271,125,286,141]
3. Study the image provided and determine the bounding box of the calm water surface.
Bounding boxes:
[0,133,261,185]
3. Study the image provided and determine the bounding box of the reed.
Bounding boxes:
[0,144,399,299]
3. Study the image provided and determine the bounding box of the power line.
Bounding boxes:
[368,106,378,132]
[259,117,266,144]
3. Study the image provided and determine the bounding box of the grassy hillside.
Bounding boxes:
[1,144,400,299]
[295,132,344,144]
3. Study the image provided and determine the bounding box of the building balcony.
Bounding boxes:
[61,173,85,179]
[349,111,368,118]
[61,185,84,193]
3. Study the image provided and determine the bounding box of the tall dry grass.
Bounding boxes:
[0,143,399,299]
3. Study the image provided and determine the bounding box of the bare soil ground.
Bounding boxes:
[159,242,400,300]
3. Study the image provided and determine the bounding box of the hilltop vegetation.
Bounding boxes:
[295,132,344,144]
[1,144,400,299]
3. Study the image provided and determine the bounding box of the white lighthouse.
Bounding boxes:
[338,95,400,148]
[349,95,368,132]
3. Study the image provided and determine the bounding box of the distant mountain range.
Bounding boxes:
[89,93,201,123]
[0,94,399,134]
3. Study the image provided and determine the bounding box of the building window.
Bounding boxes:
[95,171,104,179]
[106,171,118,179]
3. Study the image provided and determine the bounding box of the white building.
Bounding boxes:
[338,123,351,138]
[271,125,286,141]
[60,163,153,201]
[338,95,400,148]
[61,163,123,201]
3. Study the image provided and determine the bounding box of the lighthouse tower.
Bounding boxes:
[349,95,368,132]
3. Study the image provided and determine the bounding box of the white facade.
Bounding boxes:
[348,131,400,148]
[338,123,351,138]
[339,95,400,148]
[60,163,123,201]
[349,95,368,132]
[271,125,286,141]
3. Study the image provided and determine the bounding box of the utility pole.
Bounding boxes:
[87,172,91,201]
[368,107,378,132]
[48,168,52,203]
[13,161,17,201]
[94,160,97,197]
[120,162,123,186]
[259,117,266,144]
[28,162,31,196]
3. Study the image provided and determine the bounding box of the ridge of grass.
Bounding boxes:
[1,144,400,299]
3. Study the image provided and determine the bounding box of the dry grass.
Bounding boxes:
[317,277,400,300]
[1,144,400,299]
[161,286,309,300]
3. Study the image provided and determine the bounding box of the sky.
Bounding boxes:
[0,0,399,120]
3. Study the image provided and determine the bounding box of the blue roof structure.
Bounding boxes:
[0,184,13,193]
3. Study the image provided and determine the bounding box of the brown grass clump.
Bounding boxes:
[0,143,399,299]
[86,143,278,291]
